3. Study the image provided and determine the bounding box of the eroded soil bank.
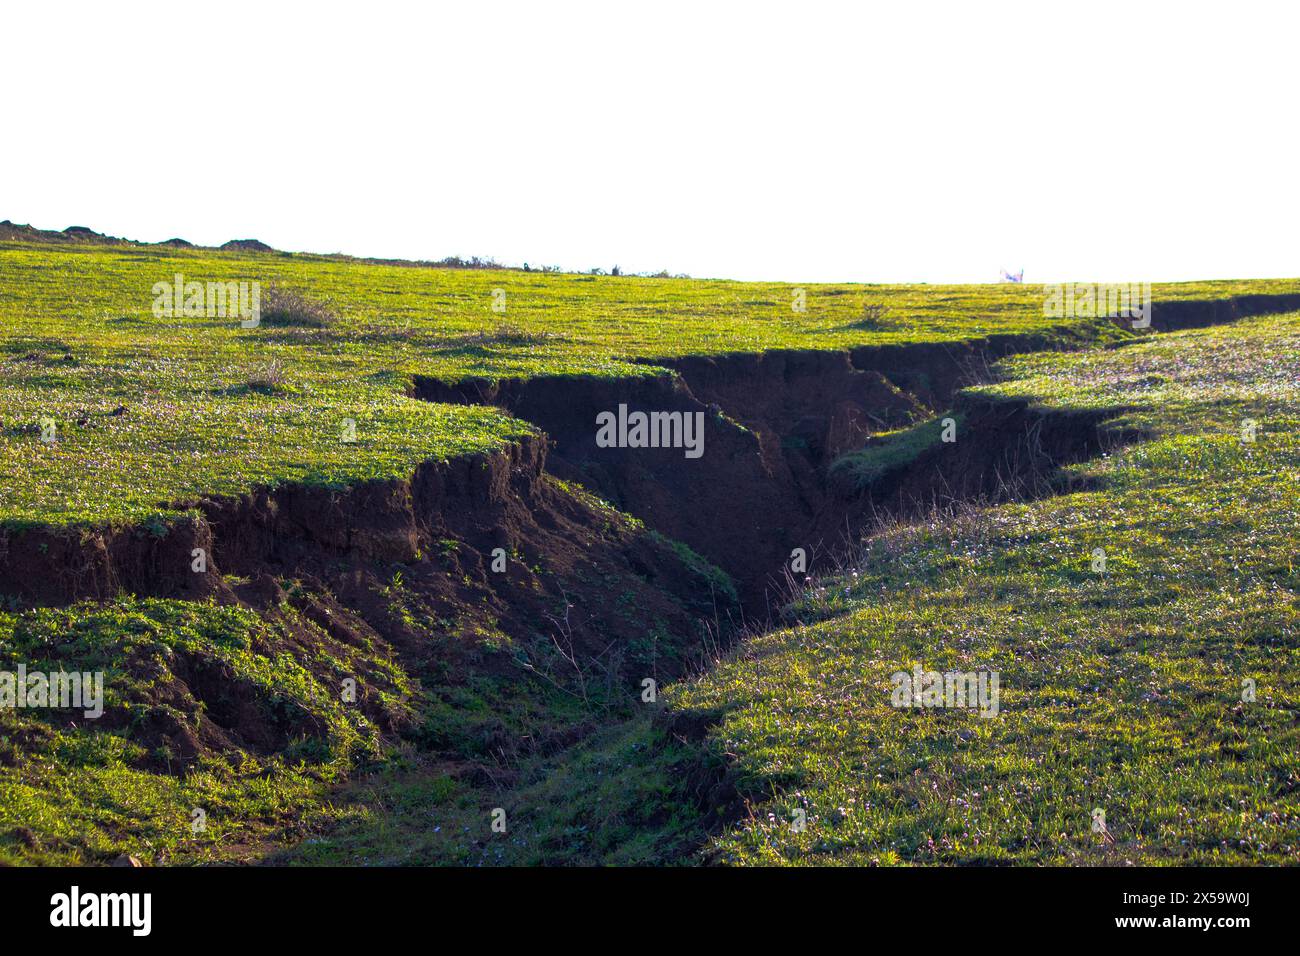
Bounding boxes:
[414,293,1300,616]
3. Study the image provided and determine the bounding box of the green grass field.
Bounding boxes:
[3,237,1294,528]
[2,235,1297,866]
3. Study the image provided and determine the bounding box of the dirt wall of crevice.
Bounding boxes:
[0,436,738,698]
[415,290,1300,615]
[414,372,817,613]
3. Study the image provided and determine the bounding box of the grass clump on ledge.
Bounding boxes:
[829,414,962,491]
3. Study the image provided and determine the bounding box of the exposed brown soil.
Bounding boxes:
[199,435,731,675]
[414,369,865,614]
[0,515,214,607]
[415,292,1300,618]
[416,342,964,613]
[3,437,728,642]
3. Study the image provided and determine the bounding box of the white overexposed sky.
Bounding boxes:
[3,0,1297,283]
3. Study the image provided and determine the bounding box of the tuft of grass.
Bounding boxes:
[244,359,288,394]
[839,302,894,331]
[258,283,338,328]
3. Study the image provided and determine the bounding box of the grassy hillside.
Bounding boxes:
[2,235,1296,866]
[3,237,1295,528]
